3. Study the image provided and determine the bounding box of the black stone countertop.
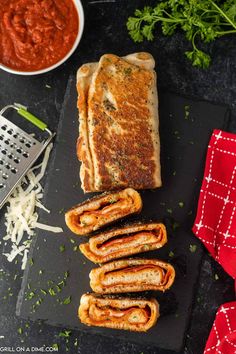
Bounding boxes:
[0,1,235,353]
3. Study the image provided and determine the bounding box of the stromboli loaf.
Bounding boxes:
[89,258,175,293]
[78,293,159,332]
[80,222,167,263]
[65,188,142,236]
[76,52,161,192]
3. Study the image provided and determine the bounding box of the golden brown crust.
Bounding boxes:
[90,258,175,294]
[80,222,167,263]
[76,52,161,192]
[76,63,98,192]
[78,293,159,332]
[65,188,142,236]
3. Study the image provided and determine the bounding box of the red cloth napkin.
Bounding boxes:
[193,129,236,279]
[193,129,236,354]
[203,302,236,354]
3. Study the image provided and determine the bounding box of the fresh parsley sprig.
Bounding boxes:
[127,0,236,69]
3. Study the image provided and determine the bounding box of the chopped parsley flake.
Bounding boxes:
[63,296,71,305]
[56,285,62,293]
[49,288,56,296]
[59,245,65,252]
[17,327,23,335]
[124,67,132,75]
[59,330,71,338]
[64,271,69,280]
[184,105,190,119]
[189,244,197,253]
[58,280,65,288]
[35,299,42,306]
[27,291,35,300]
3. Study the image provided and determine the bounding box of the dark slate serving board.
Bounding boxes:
[16,76,229,351]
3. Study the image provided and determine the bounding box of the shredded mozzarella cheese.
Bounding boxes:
[3,143,63,270]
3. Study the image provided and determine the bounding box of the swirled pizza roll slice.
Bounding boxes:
[90,259,175,293]
[78,293,159,332]
[80,222,167,263]
[65,188,142,236]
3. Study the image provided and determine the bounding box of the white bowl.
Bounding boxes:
[0,0,84,76]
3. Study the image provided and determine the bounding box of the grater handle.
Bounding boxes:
[17,108,47,131]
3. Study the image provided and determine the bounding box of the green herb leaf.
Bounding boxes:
[169,251,175,257]
[27,291,35,300]
[124,68,132,76]
[59,245,65,252]
[17,327,23,335]
[64,271,69,280]
[74,338,79,347]
[127,1,236,69]
[56,285,62,293]
[189,244,197,253]
[58,280,65,288]
[59,330,71,337]
[48,288,56,296]
[185,49,211,69]
[63,296,71,305]
[35,299,42,306]
[52,344,59,350]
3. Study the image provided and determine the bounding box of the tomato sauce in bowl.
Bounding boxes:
[0,0,79,72]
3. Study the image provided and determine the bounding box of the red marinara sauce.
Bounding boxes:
[0,0,79,72]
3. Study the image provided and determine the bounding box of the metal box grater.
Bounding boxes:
[0,104,55,209]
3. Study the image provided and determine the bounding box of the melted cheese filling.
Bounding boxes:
[97,229,161,254]
[89,304,150,324]
[102,265,165,287]
[78,196,134,227]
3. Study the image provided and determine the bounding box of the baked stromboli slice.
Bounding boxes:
[90,259,175,293]
[65,188,142,236]
[80,222,167,263]
[78,293,159,332]
[76,52,161,192]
